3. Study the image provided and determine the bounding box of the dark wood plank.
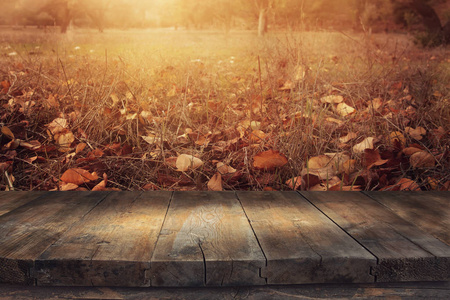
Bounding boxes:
[149,191,266,287]
[0,191,109,285]
[237,191,376,284]
[35,191,172,287]
[1,281,449,300]
[301,191,450,282]
[364,192,449,245]
[0,192,46,217]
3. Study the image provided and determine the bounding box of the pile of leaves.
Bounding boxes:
[0,31,449,191]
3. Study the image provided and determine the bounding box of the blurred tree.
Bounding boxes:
[393,0,449,45]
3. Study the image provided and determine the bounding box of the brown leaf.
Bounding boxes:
[397,178,421,191]
[207,173,223,191]
[410,151,435,168]
[364,149,388,169]
[405,126,426,140]
[75,143,87,154]
[285,176,303,190]
[1,126,14,140]
[92,173,108,191]
[339,132,358,144]
[353,137,375,153]
[217,162,236,175]
[402,147,422,156]
[253,150,288,171]
[61,168,99,185]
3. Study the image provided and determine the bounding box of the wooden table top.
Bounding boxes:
[0,191,448,287]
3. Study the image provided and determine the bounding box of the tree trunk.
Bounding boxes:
[258,8,267,36]
[60,1,71,33]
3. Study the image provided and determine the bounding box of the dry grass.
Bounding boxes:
[1,27,449,191]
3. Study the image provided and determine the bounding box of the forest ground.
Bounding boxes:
[0,27,449,191]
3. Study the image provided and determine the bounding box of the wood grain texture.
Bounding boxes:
[0,192,46,217]
[149,191,266,287]
[301,191,450,282]
[237,191,376,284]
[35,191,171,287]
[0,192,109,284]
[364,192,449,245]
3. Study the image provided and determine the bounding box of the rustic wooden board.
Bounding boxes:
[364,192,449,245]
[1,281,449,300]
[149,191,266,287]
[301,191,450,282]
[0,192,109,284]
[237,191,376,284]
[35,191,171,287]
[0,192,46,217]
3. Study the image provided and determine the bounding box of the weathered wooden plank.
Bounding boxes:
[35,191,172,287]
[364,192,449,245]
[0,192,46,217]
[149,191,266,287]
[0,191,109,284]
[301,191,450,282]
[237,191,376,284]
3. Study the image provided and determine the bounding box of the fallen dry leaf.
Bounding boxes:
[92,173,108,191]
[339,132,358,144]
[207,173,223,191]
[398,178,421,191]
[390,131,406,146]
[61,168,99,185]
[353,137,375,154]
[253,150,288,171]
[364,149,388,169]
[402,147,422,156]
[176,154,204,172]
[405,126,426,140]
[321,95,343,104]
[410,151,435,168]
[46,118,68,136]
[56,130,75,152]
[217,162,237,175]
[336,102,355,117]
[1,126,14,140]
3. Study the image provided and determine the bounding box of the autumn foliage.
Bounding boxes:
[0,30,449,191]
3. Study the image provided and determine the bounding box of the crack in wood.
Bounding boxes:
[198,242,207,286]
[235,192,268,284]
